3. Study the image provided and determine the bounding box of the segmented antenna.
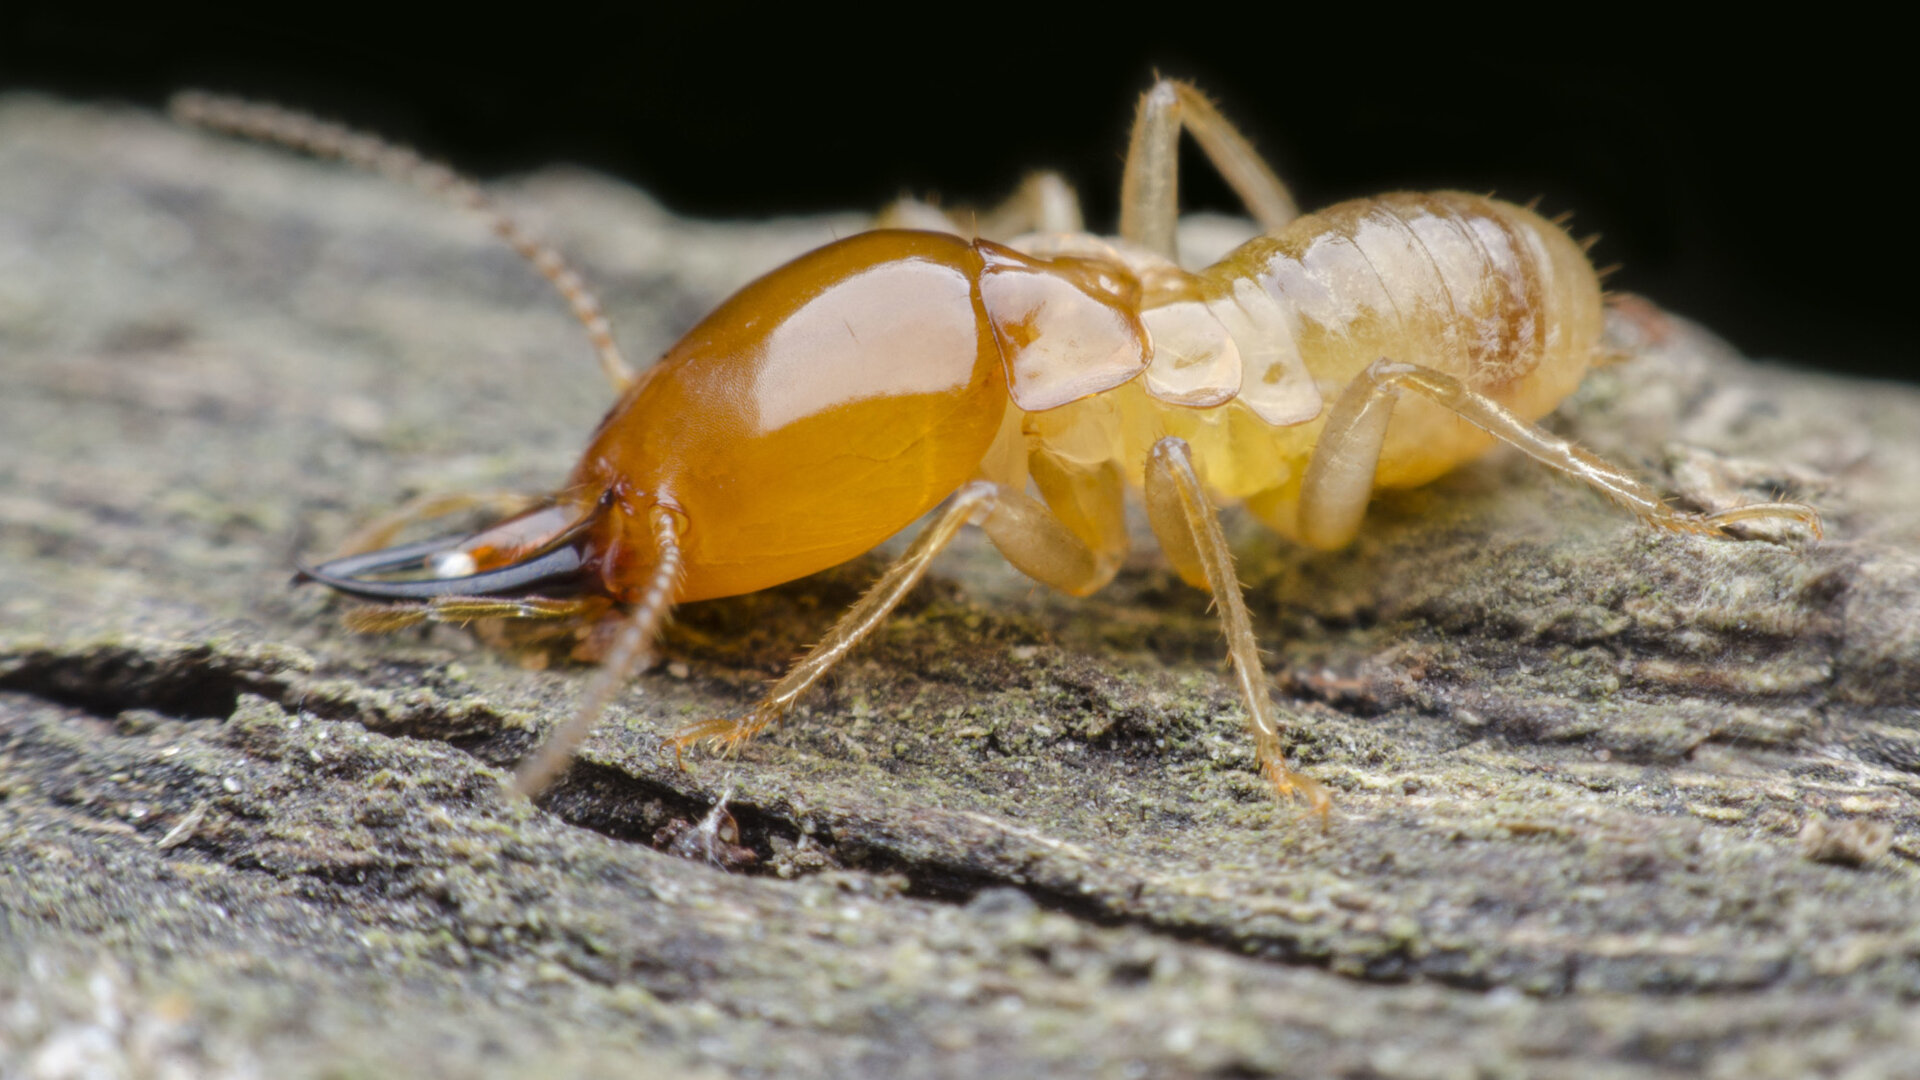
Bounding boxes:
[169,90,636,392]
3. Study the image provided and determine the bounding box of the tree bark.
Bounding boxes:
[5,95,1919,1078]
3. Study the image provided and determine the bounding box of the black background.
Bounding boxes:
[4,10,1905,383]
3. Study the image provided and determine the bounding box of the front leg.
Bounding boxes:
[672,483,998,758]
[673,470,1130,760]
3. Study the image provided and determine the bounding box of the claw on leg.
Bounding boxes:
[1693,501,1823,541]
[670,709,778,765]
[665,483,996,770]
[1299,357,1823,552]
[1265,759,1332,824]
[1145,435,1330,822]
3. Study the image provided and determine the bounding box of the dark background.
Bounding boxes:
[5,12,1904,382]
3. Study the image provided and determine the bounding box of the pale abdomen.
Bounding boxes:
[1022,192,1605,539]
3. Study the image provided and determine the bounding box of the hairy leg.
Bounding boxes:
[1297,358,1822,552]
[1119,78,1299,260]
[1145,437,1329,817]
[673,471,1126,757]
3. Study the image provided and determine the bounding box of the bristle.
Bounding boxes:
[342,605,430,634]
[1549,210,1575,227]
[1524,195,1543,211]
[1595,262,1622,282]
[1579,232,1603,254]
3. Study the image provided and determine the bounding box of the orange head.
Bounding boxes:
[305,230,1147,606]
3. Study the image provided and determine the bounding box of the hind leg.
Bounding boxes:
[1296,358,1822,551]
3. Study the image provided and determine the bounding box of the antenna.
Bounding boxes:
[170,90,636,392]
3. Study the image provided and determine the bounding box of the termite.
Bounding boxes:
[171,82,1819,817]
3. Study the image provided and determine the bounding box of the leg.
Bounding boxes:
[1012,449,1130,596]
[340,594,610,634]
[1298,358,1824,551]
[1119,79,1300,260]
[673,476,1124,755]
[978,171,1085,238]
[1144,437,1330,817]
[672,482,998,755]
[877,171,1085,241]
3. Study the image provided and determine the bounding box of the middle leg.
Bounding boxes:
[1144,436,1330,816]
[1120,78,1300,260]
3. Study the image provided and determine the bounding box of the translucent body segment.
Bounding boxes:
[1221,277,1319,425]
[1020,191,1611,538]
[1199,192,1601,447]
[1144,439,1328,815]
[1297,359,1824,551]
[1027,448,1130,582]
[1140,300,1242,407]
[1123,193,1589,436]
[1120,79,1299,259]
[1059,384,1312,507]
[977,242,1150,412]
[975,402,1033,491]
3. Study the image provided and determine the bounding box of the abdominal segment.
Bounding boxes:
[1013,192,1603,538]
